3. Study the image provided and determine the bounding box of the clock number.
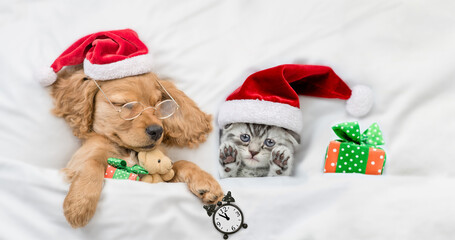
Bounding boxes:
[207,192,246,237]
[219,206,228,214]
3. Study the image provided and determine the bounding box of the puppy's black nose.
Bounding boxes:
[145,125,163,141]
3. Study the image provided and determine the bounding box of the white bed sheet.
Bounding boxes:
[1,159,454,240]
[1,0,455,239]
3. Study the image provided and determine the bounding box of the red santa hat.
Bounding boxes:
[218,64,373,133]
[39,29,153,86]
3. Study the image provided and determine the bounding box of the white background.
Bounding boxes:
[1,0,454,239]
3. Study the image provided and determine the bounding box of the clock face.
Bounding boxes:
[213,204,244,234]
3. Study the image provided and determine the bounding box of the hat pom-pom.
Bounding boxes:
[37,67,57,86]
[346,85,374,117]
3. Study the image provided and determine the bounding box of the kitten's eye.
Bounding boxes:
[264,138,275,147]
[240,134,250,142]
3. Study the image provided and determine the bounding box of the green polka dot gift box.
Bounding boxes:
[104,158,148,181]
[324,122,386,175]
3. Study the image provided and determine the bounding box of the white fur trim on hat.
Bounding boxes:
[346,85,374,117]
[37,67,58,86]
[83,54,153,80]
[218,99,303,133]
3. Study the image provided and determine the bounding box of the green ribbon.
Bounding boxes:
[332,122,385,147]
[107,158,149,175]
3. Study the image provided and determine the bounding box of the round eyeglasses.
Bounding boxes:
[116,100,179,120]
[92,79,180,121]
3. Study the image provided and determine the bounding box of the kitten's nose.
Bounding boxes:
[249,150,259,157]
[145,125,163,141]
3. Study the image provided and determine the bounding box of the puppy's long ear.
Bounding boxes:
[50,65,98,139]
[159,80,213,148]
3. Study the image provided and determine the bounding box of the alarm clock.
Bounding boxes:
[203,191,247,239]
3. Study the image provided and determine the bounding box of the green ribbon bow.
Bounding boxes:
[107,158,149,175]
[332,122,385,147]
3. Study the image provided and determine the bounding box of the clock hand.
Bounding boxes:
[218,213,229,220]
[223,213,230,221]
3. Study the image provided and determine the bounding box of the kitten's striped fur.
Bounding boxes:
[219,123,300,177]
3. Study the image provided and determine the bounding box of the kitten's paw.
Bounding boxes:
[270,146,293,176]
[219,142,240,177]
[219,142,238,166]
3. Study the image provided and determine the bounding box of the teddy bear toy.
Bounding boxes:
[138,149,175,183]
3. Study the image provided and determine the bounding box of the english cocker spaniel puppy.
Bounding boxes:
[50,65,223,228]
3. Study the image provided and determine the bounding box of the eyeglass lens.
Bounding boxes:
[155,100,178,119]
[119,100,178,120]
[119,102,144,120]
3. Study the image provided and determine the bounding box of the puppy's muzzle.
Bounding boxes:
[146,125,163,141]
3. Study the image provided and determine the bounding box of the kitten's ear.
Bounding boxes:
[286,129,301,145]
[219,124,232,144]
[220,123,232,141]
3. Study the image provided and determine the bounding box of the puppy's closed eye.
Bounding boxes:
[111,102,127,107]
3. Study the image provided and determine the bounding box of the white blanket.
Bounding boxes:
[1,0,455,239]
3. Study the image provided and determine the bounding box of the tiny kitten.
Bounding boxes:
[219,123,300,178]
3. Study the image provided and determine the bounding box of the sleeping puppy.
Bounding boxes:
[50,64,223,228]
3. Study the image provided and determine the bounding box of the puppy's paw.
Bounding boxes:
[63,188,99,228]
[188,171,224,204]
[269,146,293,176]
